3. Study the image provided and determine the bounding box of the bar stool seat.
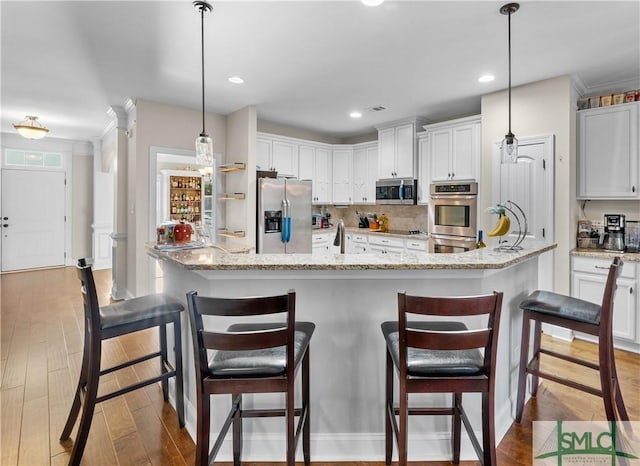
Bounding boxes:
[515,256,629,423]
[60,259,185,466]
[381,321,485,376]
[518,290,600,324]
[208,322,315,378]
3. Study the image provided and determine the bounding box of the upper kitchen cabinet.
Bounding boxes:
[423,115,480,182]
[299,143,332,204]
[256,133,299,178]
[332,148,353,204]
[577,102,639,199]
[352,142,377,204]
[417,132,429,204]
[377,118,428,180]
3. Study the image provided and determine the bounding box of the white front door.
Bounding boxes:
[1,169,66,271]
[493,135,555,291]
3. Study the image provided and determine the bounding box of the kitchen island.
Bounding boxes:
[148,242,555,462]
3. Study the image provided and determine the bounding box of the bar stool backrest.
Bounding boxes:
[398,292,504,378]
[76,258,102,343]
[186,290,296,377]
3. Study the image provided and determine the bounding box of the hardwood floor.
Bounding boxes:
[1,266,638,465]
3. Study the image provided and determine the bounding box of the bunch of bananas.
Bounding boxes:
[486,206,511,237]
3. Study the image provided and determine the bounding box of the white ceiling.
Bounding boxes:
[2,0,639,142]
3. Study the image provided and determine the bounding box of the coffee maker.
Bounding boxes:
[603,214,626,251]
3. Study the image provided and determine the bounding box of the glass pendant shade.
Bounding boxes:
[13,115,49,139]
[195,132,213,166]
[501,132,518,164]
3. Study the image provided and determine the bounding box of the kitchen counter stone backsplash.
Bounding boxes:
[321,205,428,232]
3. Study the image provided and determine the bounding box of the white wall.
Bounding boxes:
[481,75,575,294]
[128,99,227,295]
[226,106,257,249]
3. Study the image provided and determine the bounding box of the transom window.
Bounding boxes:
[4,149,63,168]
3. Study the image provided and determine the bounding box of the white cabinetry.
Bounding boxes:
[577,102,639,199]
[352,143,377,204]
[299,143,332,204]
[349,233,369,253]
[571,256,639,352]
[417,132,430,204]
[423,116,480,182]
[256,134,299,178]
[368,235,405,254]
[377,119,426,180]
[405,238,428,252]
[332,149,353,204]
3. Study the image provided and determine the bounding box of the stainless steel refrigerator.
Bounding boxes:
[257,178,312,253]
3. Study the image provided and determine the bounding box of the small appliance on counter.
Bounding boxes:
[603,214,625,252]
[625,220,639,252]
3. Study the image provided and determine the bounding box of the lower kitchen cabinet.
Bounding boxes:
[368,235,405,254]
[571,256,639,351]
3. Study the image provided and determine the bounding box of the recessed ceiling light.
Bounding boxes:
[350,111,362,119]
[361,0,384,6]
[478,74,495,83]
[228,76,244,84]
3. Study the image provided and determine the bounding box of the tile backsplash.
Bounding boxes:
[318,205,429,232]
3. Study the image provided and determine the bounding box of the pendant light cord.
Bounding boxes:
[507,9,512,135]
[200,6,206,135]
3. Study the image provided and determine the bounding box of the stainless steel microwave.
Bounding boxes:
[375,179,418,205]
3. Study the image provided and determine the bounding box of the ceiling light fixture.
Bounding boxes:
[500,2,519,164]
[13,115,49,139]
[228,76,244,84]
[478,74,495,83]
[361,0,384,6]
[194,1,214,167]
[349,111,362,119]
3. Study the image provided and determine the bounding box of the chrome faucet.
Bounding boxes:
[333,219,345,254]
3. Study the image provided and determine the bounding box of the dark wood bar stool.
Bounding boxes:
[515,256,629,422]
[381,291,504,466]
[186,289,314,466]
[60,258,185,466]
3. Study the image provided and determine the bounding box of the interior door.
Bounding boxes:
[493,135,555,290]
[1,169,66,271]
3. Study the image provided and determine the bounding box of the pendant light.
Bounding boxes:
[13,115,49,139]
[194,1,213,167]
[500,3,519,164]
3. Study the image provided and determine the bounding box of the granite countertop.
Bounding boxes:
[570,248,640,262]
[147,241,556,271]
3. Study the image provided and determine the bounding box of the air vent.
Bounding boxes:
[370,105,388,112]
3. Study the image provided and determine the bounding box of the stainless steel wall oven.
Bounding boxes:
[428,181,478,253]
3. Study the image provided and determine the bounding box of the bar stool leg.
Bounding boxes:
[173,317,185,427]
[67,343,101,466]
[599,337,618,421]
[232,393,242,466]
[398,384,408,466]
[60,328,90,441]
[515,312,531,423]
[302,349,311,465]
[482,391,496,466]
[286,380,295,466]
[530,320,542,397]
[610,341,629,421]
[159,323,169,402]
[451,393,462,463]
[195,392,211,466]
[384,350,393,466]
